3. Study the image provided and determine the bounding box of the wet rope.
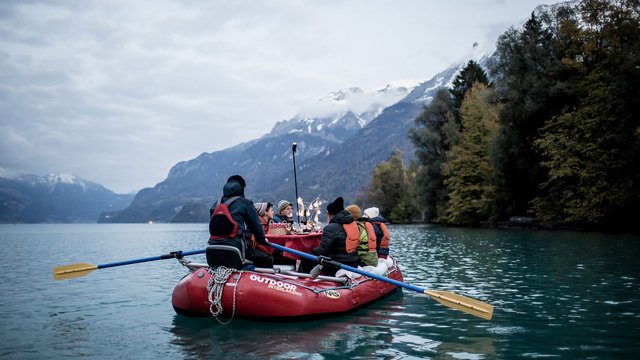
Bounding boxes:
[207,266,240,325]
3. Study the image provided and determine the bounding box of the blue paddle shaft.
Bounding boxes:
[97,249,206,269]
[267,242,425,294]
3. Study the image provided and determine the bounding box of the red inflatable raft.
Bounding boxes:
[171,257,403,319]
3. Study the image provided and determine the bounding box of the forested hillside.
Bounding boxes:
[370,0,639,230]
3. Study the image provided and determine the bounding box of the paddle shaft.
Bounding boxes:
[267,242,493,319]
[268,242,422,291]
[96,249,205,269]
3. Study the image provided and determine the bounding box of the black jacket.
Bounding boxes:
[209,180,267,246]
[313,210,358,265]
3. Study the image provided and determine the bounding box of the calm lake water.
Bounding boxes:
[0,223,638,359]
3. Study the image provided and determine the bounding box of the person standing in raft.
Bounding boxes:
[209,175,273,268]
[300,197,359,276]
[363,207,391,259]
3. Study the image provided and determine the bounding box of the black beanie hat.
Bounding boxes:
[227,175,246,188]
[326,196,344,215]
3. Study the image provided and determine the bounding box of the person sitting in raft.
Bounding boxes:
[252,202,274,255]
[254,202,274,233]
[300,196,359,276]
[345,204,378,267]
[273,200,294,224]
[363,207,391,259]
[208,175,273,268]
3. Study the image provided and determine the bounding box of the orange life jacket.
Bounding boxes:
[371,221,390,248]
[364,221,377,252]
[342,222,361,253]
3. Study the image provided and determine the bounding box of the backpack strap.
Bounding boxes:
[223,196,241,206]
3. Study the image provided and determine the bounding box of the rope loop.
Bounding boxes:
[206,266,240,325]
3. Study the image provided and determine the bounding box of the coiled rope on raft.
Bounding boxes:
[207,266,240,325]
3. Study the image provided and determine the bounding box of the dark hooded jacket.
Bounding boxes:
[313,210,359,265]
[209,179,267,246]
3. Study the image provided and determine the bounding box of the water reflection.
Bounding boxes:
[169,286,500,360]
[169,293,402,359]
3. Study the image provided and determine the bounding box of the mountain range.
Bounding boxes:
[0,174,134,223]
[0,59,483,224]
[97,61,468,223]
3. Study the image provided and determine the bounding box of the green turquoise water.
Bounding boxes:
[0,224,638,359]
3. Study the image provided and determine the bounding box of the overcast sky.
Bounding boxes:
[0,0,561,193]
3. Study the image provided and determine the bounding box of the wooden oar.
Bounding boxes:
[53,249,206,280]
[268,242,494,320]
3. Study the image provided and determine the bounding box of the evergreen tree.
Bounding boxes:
[408,89,456,221]
[450,60,490,120]
[441,83,501,225]
[490,5,580,217]
[533,0,640,228]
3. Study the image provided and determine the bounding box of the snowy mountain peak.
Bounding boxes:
[319,87,364,103]
[299,82,419,119]
[15,172,96,191]
[46,173,81,185]
[270,110,365,142]
[271,81,421,142]
[375,80,421,96]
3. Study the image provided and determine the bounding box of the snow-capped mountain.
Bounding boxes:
[270,82,420,142]
[103,61,470,223]
[16,173,95,191]
[265,62,471,202]
[269,112,365,142]
[0,173,134,223]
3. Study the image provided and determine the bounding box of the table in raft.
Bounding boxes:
[266,232,322,260]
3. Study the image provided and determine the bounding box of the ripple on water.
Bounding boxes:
[446,351,485,360]
[485,326,527,335]
[3,224,640,360]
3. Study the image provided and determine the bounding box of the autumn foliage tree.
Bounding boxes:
[440,83,501,226]
[402,0,639,230]
[409,61,490,222]
[366,150,418,223]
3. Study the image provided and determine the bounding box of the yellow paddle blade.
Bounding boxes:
[53,263,98,281]
[424,290,494,320]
